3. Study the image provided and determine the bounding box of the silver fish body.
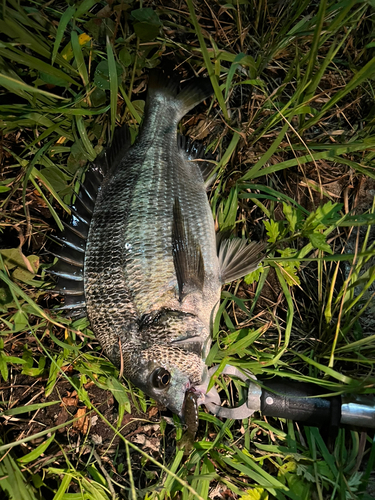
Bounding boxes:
[85,74,221,416]
[52,72,264,418]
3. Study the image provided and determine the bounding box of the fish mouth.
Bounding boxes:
[184,366,209,408]
[189,366,222,410]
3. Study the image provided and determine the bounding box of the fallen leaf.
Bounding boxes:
[73,408,89,434]
[61,396,78,407]
[148,406,159,418]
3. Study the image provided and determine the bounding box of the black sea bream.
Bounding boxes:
[52,71,264,418]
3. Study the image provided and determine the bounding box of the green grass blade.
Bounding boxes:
[71,30,89,87]
[0,72,65,100]
[186,0,228,121]
[74,0,98,20]
[1,401,59,417]
[31,167,70,213]
[240,122,289,181]
[52,5,76,64]
[211,131,241,201]
[0,440,39,500]
[273,267,293,362]
[292,351,356,384]
[106,36,118,139]
[0,46,78,86]
[225,52,246,99]
[75,116,96,161]
[119,84,142,124]
[302,56,375,131]
[253,139,375,178]
[17,434,56,465]
[301,0,327,90]
[52,473,72,500]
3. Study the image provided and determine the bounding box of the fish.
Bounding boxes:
[51,70,265,419]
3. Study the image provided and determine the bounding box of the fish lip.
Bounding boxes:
[186,370,209,407]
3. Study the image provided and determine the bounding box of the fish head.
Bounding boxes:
[132,345,208,418]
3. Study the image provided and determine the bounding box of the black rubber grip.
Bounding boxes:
[260,379,342,427]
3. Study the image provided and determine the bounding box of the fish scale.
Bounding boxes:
[52,71,265,418]
[124,152,218,315]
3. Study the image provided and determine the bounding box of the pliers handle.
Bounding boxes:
[199,365,375,429]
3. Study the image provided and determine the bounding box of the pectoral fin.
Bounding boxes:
[218,237,265,284]
[172,197,205,301]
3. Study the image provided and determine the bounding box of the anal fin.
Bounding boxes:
[172,197,205,301]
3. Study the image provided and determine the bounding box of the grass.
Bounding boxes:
[0,0,375,499]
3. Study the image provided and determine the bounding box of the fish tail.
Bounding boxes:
[148,70,213,121]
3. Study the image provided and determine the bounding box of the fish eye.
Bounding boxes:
[151,368,171,389]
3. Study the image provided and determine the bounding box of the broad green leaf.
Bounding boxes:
[0,282,14,308]
[242,488,269,500]
[39,166,69,194]
[12,255,39,283]
[244,265,264,285]
[264,219,280,243]
[308,232,333,254]
[106,376,131,414]
[131,8,162,42]
[94,60,122,91]
[13,310,29,332]
[283,203,302,233]
[119,47,133,67]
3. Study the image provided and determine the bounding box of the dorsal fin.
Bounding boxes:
[50,126,131,316]
[172,197,205,301]
[178,135,217,187]
[106,125,132,174]
[50,126,131,317]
